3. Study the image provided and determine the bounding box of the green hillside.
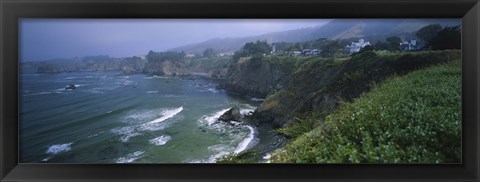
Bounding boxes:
[271,60,461,163]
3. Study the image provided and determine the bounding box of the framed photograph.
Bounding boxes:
[1,0,479,181]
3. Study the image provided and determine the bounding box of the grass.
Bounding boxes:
[270,60,461,163]
[216,150,259,163]
[275,113,322,139]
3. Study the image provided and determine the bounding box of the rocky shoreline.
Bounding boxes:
[21,49,462,163]
[216,105,287,161]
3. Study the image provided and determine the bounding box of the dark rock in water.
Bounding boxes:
[65,84,76,90]
[218,106,242,122]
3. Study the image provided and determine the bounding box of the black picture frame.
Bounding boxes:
[1,0,479,181]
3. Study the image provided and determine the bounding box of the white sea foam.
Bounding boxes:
[41,157,51,162]
[208,88,219,93]
[123,108,165,123]
[262,153,272,163]
[147,107,183,124]
[190,144,232,163]
[164,94,184,98]
[24,92,53,96]
[87,85,120,94]
[45,142,73,155]
[111,126,140,142]
[199,106,255,126]
[116,151,145,163]
[86,131,104,139]
[193,107,259,163]
[200,109,230,126]
[112,107,183,142]
[146,91,158,94]
[120,80,135,86]
[144,75,167,79]
[240,108,255,116]
[234,125,256,154]
[149,135,171,146]
[250,97,265,102]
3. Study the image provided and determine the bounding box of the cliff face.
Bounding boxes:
[251,50,461,128]
[26,54,229,79]
[31,56,147,74]
[143,60,189,76]
[221,57,290,98]
[142,57,230,78]
[121,57,148,74]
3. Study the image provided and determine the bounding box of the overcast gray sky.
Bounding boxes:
[20,19,332,62]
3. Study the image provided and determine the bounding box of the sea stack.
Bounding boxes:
[218,106,242,122]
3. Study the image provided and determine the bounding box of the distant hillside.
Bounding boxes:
[170,19,460,54]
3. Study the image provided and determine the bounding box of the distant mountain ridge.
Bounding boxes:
[169,19,460,54]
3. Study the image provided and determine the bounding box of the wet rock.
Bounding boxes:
[65,84,76,90]
[218,106,242,122]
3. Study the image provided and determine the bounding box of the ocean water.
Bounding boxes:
[19,71,260,163]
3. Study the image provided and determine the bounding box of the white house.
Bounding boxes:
[216,51,234,57]
[346,39,371,54]
[301,49,320,56]
[288,51,302,57]
[184,53,195,58]
[400,39,418,51]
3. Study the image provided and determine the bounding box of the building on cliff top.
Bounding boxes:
[345,39,371,54]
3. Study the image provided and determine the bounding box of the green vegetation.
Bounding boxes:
[233,41,272,60]
[271,60,461,163]
[192,56,231,69]
[276,113,322,139]
[203,48,215,58]
[146,50,185,62]
[319,40,347,57]
[216,150,259,163]
[272,38,350,58]
[326,50,460,93]
[416,24,443,43]
[428,26,461,50]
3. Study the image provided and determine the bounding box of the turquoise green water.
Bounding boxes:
[19,72,259,163]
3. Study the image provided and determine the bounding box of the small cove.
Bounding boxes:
[20,71,259,163]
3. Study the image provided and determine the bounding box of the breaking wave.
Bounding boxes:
[149,135,171,146]
[45,142,73,155]
[112,107,183,142]
[116,151,145,163]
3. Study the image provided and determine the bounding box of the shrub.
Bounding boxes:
[271,60,461,163]
[216,150,259,163]
[276,113,322,139]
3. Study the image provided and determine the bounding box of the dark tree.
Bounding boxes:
[428,26,461,50]
[271,42,294,52]
[357,45,375,54]
[320,41,344,57]
[242,41,272,55]
[374,41,391,51]
[233,49,248,61]
[385,36,402,51]
[203,48,215,58]
[416,24,442,43]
